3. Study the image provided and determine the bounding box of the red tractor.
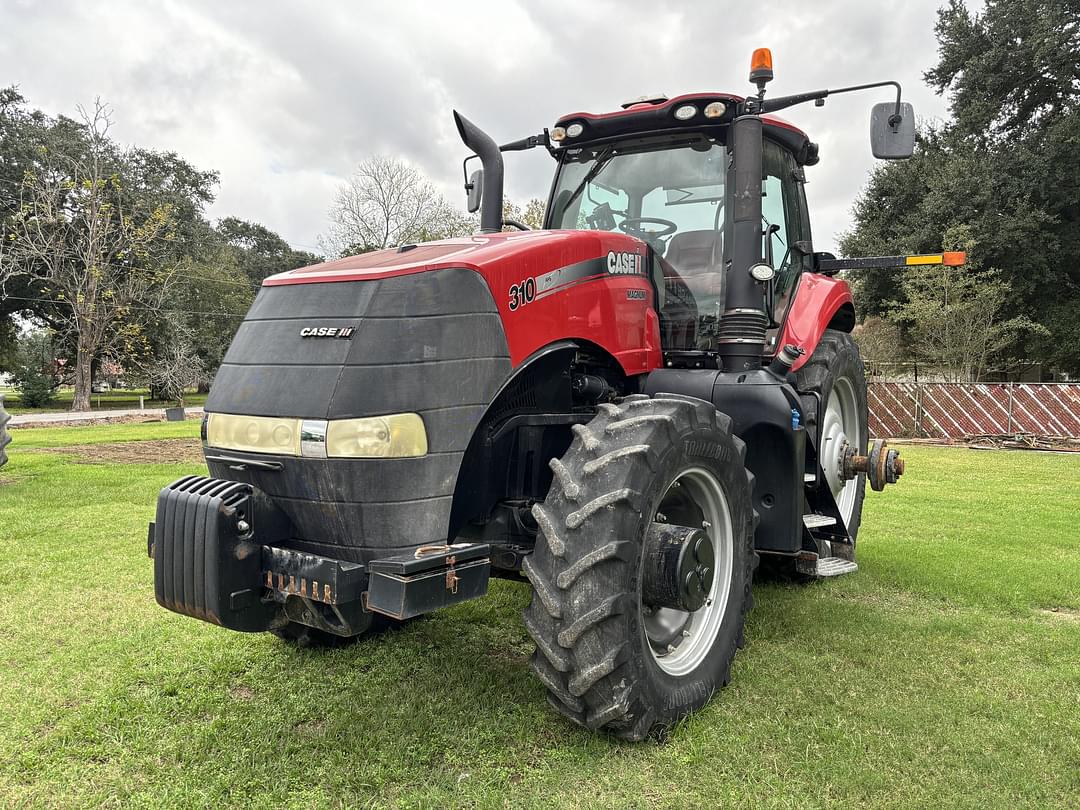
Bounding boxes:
[149,50,946,739]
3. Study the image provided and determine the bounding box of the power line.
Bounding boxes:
[2,294,247,319]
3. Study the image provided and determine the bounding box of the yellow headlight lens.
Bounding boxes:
[206,412,427,458]
[326,413,427,458]
[206,413,300,456]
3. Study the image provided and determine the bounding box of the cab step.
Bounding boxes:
[802,513,837,529]
[795,552,859,578]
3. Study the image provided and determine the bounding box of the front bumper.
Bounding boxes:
[149,476,489,635]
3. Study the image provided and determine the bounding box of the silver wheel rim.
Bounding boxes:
[642,467,734,677]
[821,375,861,526]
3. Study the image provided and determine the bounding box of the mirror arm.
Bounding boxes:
[759,80,904,126]
[461,154,480,188]
[499,130,551,152]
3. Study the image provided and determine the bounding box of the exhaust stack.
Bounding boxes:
[453,111,504,234]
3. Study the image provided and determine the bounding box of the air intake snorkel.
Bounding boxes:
[453,111,504,234]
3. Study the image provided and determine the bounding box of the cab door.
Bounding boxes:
[761,139,813,328]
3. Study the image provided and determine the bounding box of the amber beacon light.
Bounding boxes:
[750,47,774,87]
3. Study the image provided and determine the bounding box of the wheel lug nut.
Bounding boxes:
[682,630,692,638]
[656,512,668,522]
[701,521,711,530]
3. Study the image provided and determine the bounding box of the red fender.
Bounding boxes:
[775,274,855,372]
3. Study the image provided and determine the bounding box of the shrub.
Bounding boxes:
[13,331,58,408]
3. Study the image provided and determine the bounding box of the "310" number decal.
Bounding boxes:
[508,277,536,311]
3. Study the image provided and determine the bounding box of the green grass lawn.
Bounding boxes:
[1,424,1077,808]
[0,386,208,415]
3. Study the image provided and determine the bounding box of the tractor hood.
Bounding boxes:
[263,230,662,374]
[265,230,639,288]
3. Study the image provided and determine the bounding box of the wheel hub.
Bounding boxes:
[641,468,734,677]
[641,523,716,613]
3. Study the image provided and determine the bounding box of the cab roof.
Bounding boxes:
[554,92,818,165]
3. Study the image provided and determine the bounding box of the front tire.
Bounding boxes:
[522,394,756,740]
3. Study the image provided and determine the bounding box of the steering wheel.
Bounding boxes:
[618,217,678,241]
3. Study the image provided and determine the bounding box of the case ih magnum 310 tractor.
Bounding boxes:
[149,51,959,739]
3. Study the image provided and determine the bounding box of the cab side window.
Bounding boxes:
[762,140,812,324]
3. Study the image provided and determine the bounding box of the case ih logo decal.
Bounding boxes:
[606,251,644,275]
[506,254,645,313]
[299,326,356,338]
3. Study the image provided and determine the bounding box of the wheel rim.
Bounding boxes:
[642,467,734,677]
[821,375,861,526]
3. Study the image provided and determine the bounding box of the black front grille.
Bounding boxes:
[202,268,513,558]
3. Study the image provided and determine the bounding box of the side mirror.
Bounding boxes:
[466,169,484,213]
[870,101,915,159]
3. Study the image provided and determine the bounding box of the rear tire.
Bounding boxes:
[522,394,756,740]
[796,329,868,558]
[0,395,10,469]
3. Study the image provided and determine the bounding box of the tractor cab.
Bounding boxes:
[543,94,817,354]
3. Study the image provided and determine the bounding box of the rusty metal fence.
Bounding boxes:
[868,382,1080,439]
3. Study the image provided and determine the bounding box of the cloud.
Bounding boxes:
[0,0,954,253]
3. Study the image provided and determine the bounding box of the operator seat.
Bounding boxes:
[663,230,724,300]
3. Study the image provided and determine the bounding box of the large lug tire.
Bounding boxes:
[0,396,10,468]
[796,329,869,558]
[522,394,756,740]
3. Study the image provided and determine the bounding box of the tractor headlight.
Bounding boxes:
[206,413,300,456]
[674,104,697,120]
[206,412,427,459]
[326,413,427,458]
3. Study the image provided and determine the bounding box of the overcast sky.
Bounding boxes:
[1,0,971,255]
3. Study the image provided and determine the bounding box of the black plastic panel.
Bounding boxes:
[204,267,512,556]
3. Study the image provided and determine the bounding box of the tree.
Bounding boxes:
[852,316,904,379]
[1,102,185,411]
[142,322,205,406]
[502,198,546,231]
[886,227,1047,381]
[216,216,320,284]
[323,155,472,256]
[11,329,58,408]
[841,0,1080,375]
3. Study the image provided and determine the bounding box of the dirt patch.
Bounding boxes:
[230,685,256,701]
[39,438,204,464]
[293,718,328,735]
[13,414,196,429]
[1038,607,1080,622]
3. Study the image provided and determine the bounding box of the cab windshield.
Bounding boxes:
[548,136,727,258]
[547,134,811,353]
[548,136,730,348]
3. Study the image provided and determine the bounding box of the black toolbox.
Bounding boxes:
[366,543,490,620]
